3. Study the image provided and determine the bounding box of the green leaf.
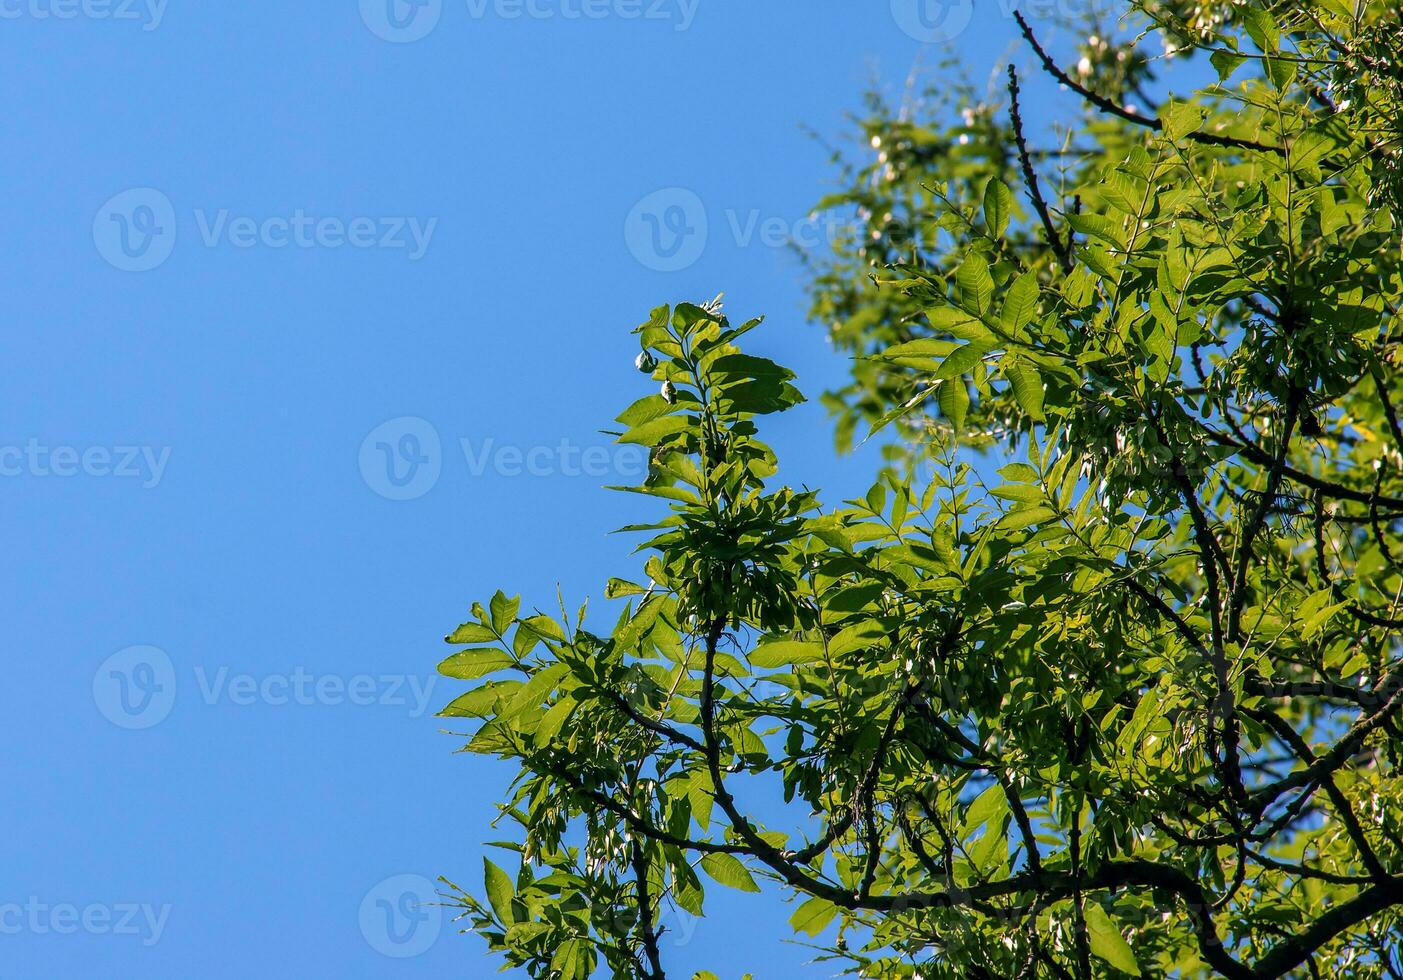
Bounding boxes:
[1003,359,1045,420]
[445,621,497,644]
[750,639,825,668]
[991,484,1042,503]
[1210,49,1247,82]
[1066,213,1126,250]
[1264,55,1296,90]
[605,577,647,599]
[790,896,839,937]
[489,591,520,633]
[881,338,955,360]
[983,177,1012,239]
[1241,6,1279,51]
[938,378,969,431]
[1162,100,1206,140]
[534,696,575,745]
[1084,903,1142,976]
[437,648,516,680]
[483,857,516,924]
[957,254,994,314]
[616,393,676,428]
[936,342,990,381]
[828,619,886,657]
[997,506,1056,531]
[997,463,1039,482]
[550,938,585,978]
[1000,272,1039,333]
[961,783,1007,835]
[438,680,521,718]
[926,305,997,344]
[700,852,760,892]
[620,414,692,446]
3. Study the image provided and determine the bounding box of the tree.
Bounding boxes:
[438,2,1403,975]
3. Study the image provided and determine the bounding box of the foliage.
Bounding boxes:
[440,2,1403,976]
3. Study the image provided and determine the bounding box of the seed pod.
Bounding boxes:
[635,350,657,373]
[661,380,677,404]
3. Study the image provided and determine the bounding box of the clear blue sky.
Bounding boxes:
[1,2,1075,976]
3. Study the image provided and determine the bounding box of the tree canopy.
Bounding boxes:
[438,2,1403,975]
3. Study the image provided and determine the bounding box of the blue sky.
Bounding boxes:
[1,2,1081,976]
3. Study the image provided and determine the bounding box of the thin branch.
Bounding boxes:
[1012,11,1286,157]
[1008,65,1072,274]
